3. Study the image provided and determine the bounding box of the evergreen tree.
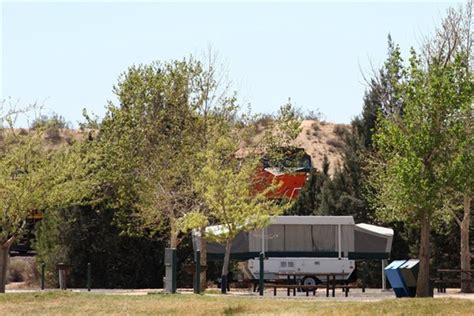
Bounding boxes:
[288,155,330,215]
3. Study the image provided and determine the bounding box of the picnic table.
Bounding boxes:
[268,272,354,297]
[435,269,474,293]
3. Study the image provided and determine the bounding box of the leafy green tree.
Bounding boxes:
[88,59,195,238]
[422,2,474,293]
[0,127,92,293]
[369,45,473,296]
[0,133,48,293]
[186,131,282,293]
[76,56,235,291]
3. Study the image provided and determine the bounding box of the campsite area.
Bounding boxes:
[2,1,474,314]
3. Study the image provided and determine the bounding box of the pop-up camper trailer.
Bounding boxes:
[193,216,393,283]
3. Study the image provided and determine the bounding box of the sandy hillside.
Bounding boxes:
[239,119,349,175]
[295,120,348,175]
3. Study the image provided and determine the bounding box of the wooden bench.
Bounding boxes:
[266,283,357,297]
[265,283,319,296]
[435,269,474,293]
[434,278,474,293]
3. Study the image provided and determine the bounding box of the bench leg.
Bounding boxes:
[306,290,309,297]
[313,288,316,296]
[287,287,290,296]
[345,287,348,297]
[274,287,276,296]
[293,287,296,296]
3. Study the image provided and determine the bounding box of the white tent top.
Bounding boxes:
[204,224,228,236]
[203,216,355,236]
[355,223,394,237]
[270,216,355,225]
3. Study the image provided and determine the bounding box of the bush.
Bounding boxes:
[326,137,344,149]
[35,205,194,289]
[7,257,38,285]
[18,128,29,136]
[254,115,274,130]
[304,110,323,120]
[311,122,320,137]
[333,124,348,138]
[45,127,62,144]
[31,114,70,130]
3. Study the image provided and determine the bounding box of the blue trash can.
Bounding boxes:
[398,259,419,297]
[385,260,409,297]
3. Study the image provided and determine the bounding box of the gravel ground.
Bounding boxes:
[5,287,474,301]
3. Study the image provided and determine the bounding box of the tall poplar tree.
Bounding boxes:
[369,44,473,296]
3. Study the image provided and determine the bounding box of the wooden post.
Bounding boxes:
[58,269,66,290]
[259,252,264,296]
[382,259,388,290]
[87,263,91,292]
[40,263,45,290]
[194,251,201,294]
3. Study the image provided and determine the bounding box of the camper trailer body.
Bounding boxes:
[199,216,394,284]
[247,257,355,283]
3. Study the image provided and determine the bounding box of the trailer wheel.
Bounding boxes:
[301,277,321,291]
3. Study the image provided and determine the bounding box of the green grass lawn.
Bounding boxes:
[1,291,473,315]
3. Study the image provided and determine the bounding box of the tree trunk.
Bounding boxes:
[0,243,11,294]
[460,195,472,293]
[170,221,178,249]
[221,239,232,294]
[416,213,431,297]
[199,230,207,292]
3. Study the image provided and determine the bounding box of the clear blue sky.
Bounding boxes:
[1,1,458,126]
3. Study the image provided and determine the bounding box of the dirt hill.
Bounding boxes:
[240,119,349,175]
[295,120,348,175]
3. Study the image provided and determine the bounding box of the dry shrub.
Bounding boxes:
[333,124,348,138]
[65,136,74,145]
[326,137,344,149]
[311,122,320,131]
[45,127,62,144]
[18,128,29,136]
[255,115,273,128]
[7,257,39,285]
[311,122,320,137]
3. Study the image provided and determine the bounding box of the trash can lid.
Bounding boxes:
[399,259,419,269]
[385,260,407,270]
[56,263,73,270]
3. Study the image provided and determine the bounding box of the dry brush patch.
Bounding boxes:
[0,292,473,315]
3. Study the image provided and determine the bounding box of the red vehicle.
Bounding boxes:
[255,147,311,200]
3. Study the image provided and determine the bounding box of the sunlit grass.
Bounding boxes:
[0,291,473,315]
